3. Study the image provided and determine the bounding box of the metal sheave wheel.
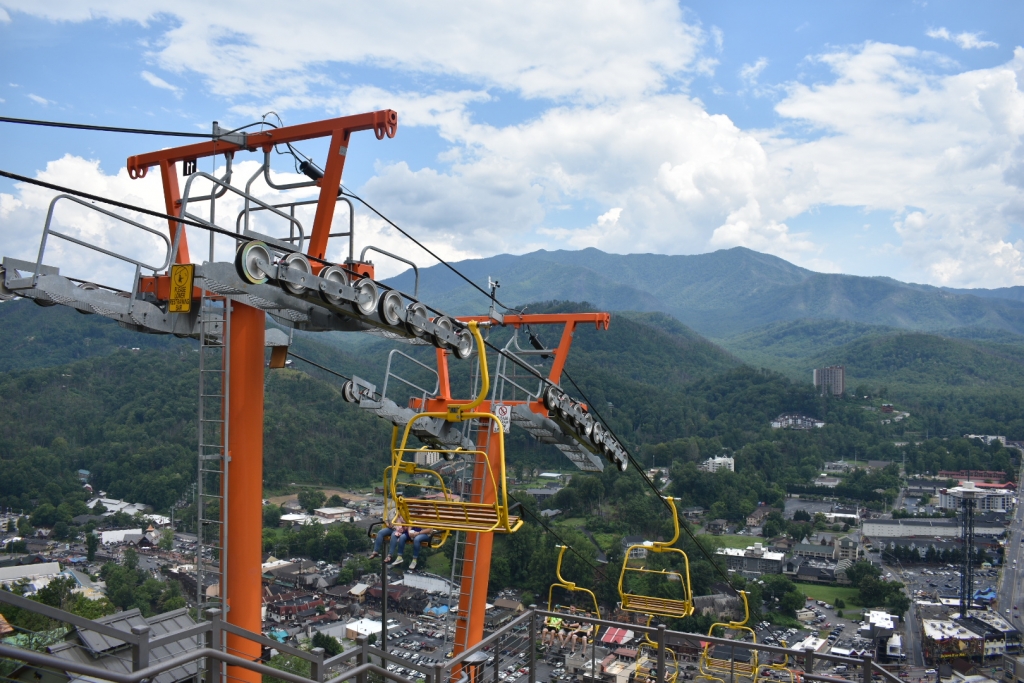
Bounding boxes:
[543,386,561,412]
[318,265,348,306]
[576,413,594,439]
[432,315,455,349]
[453,328,474,360]
[279,252,312,295]
[405,302,429,338]
[557,395,573,422]
[590,422,606,448]
[235,241,272,285]
[379,290,405,326]
[353,278,379,316]
[342,380,358,403]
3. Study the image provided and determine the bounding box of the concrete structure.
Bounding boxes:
[814,476,841,488]
[813,365,845,397]
[715,543,785,578]
[963,436,1007,447]
[701,456,734,473]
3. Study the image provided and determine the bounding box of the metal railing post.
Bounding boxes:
[356,635,369,683]
[805,651,815,677]
[131,625,151,672]
[207,608,223,683]
[529,607,537,683]
[657,624,666,683]
[434,662,445,683]
[494,647,501,683]
[310,647,325,683]
[862,653,873,683]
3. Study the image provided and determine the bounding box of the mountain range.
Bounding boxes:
[384,247,1024,338]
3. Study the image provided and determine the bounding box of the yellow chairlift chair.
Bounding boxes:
[697,591,758,683]
[618,497,694,619]
[389,321,522,534]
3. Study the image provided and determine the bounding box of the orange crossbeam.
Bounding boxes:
[127,109,398,266]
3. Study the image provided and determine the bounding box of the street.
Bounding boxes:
[997,460,1024,626]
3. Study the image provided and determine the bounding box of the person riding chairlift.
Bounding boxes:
[389,525,436,570]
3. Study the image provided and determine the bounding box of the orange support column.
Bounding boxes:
[226,301,265,683]
[453,424,500,656]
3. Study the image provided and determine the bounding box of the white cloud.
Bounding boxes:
[740,57,769,84]
[927,27,998,50]
[140,70,183,98]
[0,1,709,103]
[27,93,53,105]
[0,7,10,22]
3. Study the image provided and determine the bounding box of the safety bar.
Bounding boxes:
[360,245,419,298]
[382,349,440,403]
[261,149,320,192]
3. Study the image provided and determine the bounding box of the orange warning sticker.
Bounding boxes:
[169,263,195,313]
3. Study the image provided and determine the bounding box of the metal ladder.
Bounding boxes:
[196,292,230,614]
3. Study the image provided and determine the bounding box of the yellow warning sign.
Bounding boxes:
[169,263,195,313]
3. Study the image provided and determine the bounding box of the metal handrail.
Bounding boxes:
[32,194,172,307]
[359,246,419,298]
[175,171,304,263]
[382,348,440,402]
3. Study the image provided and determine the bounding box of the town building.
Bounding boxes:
[413,450,441,466]
[939,470,1008,483]
[862,517,1004,539]
[939,482,1015,512]
[772,414,825,430]
[715,543,784,578]
[701,456,734,473]
[922,619,984,664]
[622,536,648,560]
[313,507,363,522]
[813,475,841,488]
[745,505,774,527]
[813,365,845,397]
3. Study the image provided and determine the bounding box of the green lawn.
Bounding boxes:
[796,584,860,606]
[700,534,756,549]
[426,553,450,576]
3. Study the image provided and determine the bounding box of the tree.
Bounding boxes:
[312,631,342,656]
[263,504,282,528]
[835,598,845,608]
[123,547,139,571]
[298,489,326,513]
[325,494,344,507]
[793,510,812,523]
[86,533,99,561]
[886,590,910,617]
[845,561,881,587]
[158,528,174,551]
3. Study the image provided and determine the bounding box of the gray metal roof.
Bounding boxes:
[62,608,200,683]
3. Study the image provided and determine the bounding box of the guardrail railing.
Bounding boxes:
[0,589,904,683]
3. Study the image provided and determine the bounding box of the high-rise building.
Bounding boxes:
[813,365,845,396]
[701,456,735,472]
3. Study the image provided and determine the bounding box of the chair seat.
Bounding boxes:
[622,593,692,617]
[401,498,521,533]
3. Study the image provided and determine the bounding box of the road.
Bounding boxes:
[997,460,1024,625]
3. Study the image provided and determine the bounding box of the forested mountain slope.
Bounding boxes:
[384,247,1024,337]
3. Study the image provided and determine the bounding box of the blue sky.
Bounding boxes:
[1,1,1022,288]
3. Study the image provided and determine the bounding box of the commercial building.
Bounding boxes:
[413,450,441,466]
[813,366,845,397]
[862,517,1005,539]
[939,483,1015,513]
[715,543,785,578]
[922,619,984,664]
[701,456,734,473]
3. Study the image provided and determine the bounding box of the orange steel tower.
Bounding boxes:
[125,111,398,683]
